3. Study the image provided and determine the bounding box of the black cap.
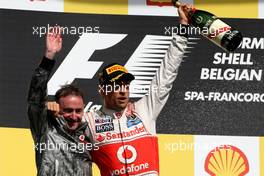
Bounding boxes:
[98,63,135,85]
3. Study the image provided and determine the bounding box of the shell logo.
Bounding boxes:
[205,145,249,176]
[146,0,173,6]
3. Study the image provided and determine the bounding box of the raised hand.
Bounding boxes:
[45,26,62,60]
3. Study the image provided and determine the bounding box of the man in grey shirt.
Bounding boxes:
[28,28,93,176]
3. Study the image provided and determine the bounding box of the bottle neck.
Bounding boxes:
[187,7,196,22]
[188,7,196,16]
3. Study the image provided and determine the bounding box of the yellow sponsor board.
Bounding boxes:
[158,134,194,175]
[0,127,101,176]
[3,127,262,176]
[92,163,101,176]
[194,0,258,18]
[63,0,260,18]
[0,127,36,176]
[64,0,128,15]
[0,127,194,176]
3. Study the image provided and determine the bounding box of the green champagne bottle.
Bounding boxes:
[172,0,243,52]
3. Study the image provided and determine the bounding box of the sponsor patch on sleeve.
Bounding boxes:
[126,114,142,128]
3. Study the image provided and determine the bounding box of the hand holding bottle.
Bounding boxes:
[177,3,193,25]
[172,0,243,52]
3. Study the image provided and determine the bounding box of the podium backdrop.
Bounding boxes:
[0,1,263,176]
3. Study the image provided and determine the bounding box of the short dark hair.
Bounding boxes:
[55,84,84,103]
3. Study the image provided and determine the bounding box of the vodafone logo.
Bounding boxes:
[117,145,137,164]
[79,135,85,141]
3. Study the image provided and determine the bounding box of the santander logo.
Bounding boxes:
[106,126,145,141]
[96,134,105,142]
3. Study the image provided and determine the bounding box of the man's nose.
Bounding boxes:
[120,85,128,93]
[71,111,78,119]
[119,90,125,95]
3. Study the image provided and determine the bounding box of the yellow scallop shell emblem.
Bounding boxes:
[205,145,249,176]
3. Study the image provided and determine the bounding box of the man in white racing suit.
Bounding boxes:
[85,4,191,176]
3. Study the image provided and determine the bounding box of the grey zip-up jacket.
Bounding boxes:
[27,57,92,176]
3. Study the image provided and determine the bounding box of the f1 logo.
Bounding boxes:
[47,33,127,95]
